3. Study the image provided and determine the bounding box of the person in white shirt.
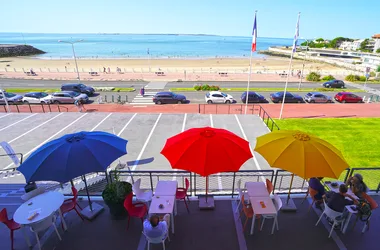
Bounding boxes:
[143,214,170,239]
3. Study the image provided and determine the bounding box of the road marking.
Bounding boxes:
[173,113,187,181]
[4,113,88,169]
[90,113,113,131]
[117,113,137,136]
[132,106,147,108]
[210,114,223,192]
[128,114,162,177]
[6,113,64,145]
[235,114,266,182]
[0,114,38,132]
[0,113,11,119]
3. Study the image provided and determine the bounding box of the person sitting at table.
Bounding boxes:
[346,173,368,199]
[143,214,170,239]
[308,177,326,208]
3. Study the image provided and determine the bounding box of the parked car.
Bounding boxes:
[270,92,303,103]
[304,92,333,103]
[23,92,53,104]
[153,92,187,104]
[0,91,23,104]
[240,91,267,103]
[322,80,345,88]
[205,91,235,104]
[334,92,363,103]
[61,83,95,96]
[51,91,89,104]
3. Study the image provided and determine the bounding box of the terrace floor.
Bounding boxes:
[1,195,378,250]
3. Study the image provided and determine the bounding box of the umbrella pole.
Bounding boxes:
[70,179,74,187]
[206,176,208,203]
[83,175,93,211]
[287,174,294,205]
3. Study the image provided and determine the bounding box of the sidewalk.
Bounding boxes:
[344,81,380,96]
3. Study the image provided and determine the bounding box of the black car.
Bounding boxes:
[270,92,303,103]
[241,91,267,103]
[322,80,345,88]
[153,92,187,104]
[61,83,95,96]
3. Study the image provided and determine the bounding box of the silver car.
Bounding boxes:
[304,92,333,103]
[0,91,23,104]
[51,91,89,104]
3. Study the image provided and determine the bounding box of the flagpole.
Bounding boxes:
[279,12,301,119]
[245,10,257,115]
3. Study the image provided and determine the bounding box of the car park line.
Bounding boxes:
[0,114,38,132]
[6,113,64,145]
[128,113,162,175]
[0,114,11,119]
[90,113,113,131]
[4,113,88,169]
[210,114,223,191]
[117,113,137,136]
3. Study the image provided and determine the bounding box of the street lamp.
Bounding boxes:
[298,37,310,90]
[58,39,83,82]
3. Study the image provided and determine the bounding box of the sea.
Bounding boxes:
[0,33,297,59]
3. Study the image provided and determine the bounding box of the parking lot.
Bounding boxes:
[0,112,280,194]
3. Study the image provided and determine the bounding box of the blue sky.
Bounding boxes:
[1,0,379,39]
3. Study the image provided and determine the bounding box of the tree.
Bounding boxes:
[360,39,370,51]
[377,65,380,73]
[376,48,380,53]
[315,38,324,42]
[329,37,353,48]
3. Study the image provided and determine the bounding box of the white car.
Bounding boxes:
[22,92,53,104]
[205,91,235,104]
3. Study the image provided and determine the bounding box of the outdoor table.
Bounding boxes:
[324,181,359,199]
[13,191,67,246]
[149,195,175,234]
[155,181,178,196]
[249,196,277,235]
[245,182,269,197]
[342,205,358,234]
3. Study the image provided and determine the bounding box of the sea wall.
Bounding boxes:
[0,44,45,57]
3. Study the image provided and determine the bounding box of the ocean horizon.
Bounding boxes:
[0,33,297,59]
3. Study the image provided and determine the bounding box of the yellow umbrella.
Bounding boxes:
[254,130,349,204]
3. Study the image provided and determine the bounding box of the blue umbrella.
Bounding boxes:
[18,131,128,214]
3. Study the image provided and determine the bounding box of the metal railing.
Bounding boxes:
[1,103,68,113]
[347,167,380,192]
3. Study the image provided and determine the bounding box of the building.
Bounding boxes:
[339,39,364,51]
[362,55,380,70]
[372,34,380,53]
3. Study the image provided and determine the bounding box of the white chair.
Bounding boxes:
[260,194,283,234]
[143,215,170,250]
[315,200,344,238]
[132,179,153,204]
[29,213,62,250]
[235,179,249,214]
[21,187,45,201]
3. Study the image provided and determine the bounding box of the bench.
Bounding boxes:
[25,72,37,76]
[89,72,99,76]
[155,72,165,76]
[279,73,287,78]
[219,72,228,77]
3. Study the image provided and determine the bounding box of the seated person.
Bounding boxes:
[327,184,358,213]
[143,214,170,239]
[346,173,368,199]
[309,177,326,201]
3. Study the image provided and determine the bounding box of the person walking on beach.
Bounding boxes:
[107,67,111,74]
[103,67,106,74]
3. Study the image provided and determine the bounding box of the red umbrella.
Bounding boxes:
[161,127,253,200]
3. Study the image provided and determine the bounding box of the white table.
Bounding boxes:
[13,191,67,247]
[155,181,178,196]
[149,195,175,234]
[249,196,277,235]
[245,182,269,197]
[325,181,359,200]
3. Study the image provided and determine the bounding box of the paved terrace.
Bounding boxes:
[1,195,379,250]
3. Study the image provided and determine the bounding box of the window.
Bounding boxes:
[306,93,312,96]
[221,93,227,97]
[315,94,323,98]
[54,94,64,97]
[24,94,31,98]
[285,93,293,97]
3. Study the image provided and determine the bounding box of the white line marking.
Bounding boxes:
[173,113,187,181]
[117,113,137,136]
[210,114,223,192]
[0,113,11,119]
[90,113,113,131]
[0,114,38,132]
[235,114,266,182]
[132,106,147,107]
[7,113,64,144]
[128,113,162,176]
[5,113,88,169]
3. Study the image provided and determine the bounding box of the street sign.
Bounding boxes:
[366,67,370,73]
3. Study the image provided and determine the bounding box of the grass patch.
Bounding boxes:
[275,118,380,189]
[112,88,135,92]
[170,88,365,93]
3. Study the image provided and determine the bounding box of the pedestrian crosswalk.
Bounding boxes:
[131,91,157,105]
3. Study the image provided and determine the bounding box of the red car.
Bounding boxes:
[334,92,363,103]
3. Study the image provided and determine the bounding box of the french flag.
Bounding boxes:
[251,13,257,52]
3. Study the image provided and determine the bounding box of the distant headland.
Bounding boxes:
[0,44,46,57]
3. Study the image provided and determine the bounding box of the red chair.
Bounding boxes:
[60,186,84,229]
[176,178,190,213]
[0,208,21,250]
[123,192,148,230]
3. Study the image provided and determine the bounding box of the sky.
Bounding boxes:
[1,0,379,39]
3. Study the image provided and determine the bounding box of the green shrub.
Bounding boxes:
[194,85,201,91]
[201,84,210,91]
[209,85,220,91]
[370,72,376,77]
[306,72,321,82]
[345,74,360,82]
[359,76,367,82]
[321,75,335,81]
[377,65,380,73]
[317,88,334,92]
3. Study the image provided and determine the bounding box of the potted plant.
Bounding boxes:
[102,172,132,219]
